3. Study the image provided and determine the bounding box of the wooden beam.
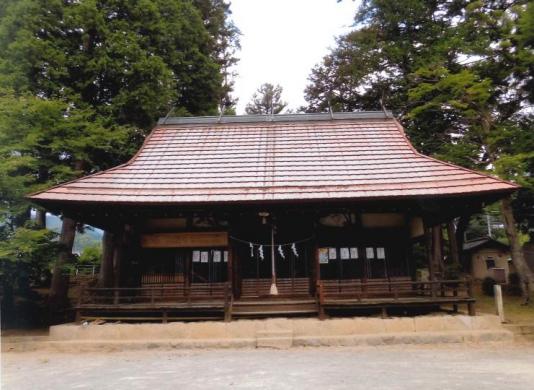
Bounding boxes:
[140,231,228,248]
[424,226,434,281]
[432,225,443,277]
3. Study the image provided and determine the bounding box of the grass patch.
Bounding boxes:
[474,291,534,324]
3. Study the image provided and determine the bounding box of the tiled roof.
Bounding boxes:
[29,112,518,205]
[463,237,509,252]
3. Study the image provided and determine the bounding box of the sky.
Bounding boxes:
[230,0,360,114]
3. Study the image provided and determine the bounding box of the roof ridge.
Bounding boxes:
[158,111,393,125]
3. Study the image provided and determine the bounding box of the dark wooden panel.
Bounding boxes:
[141,232,228,248]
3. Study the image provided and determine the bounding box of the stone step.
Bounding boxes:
[2,330,514,353]
[256,330,293,338]
[1,336,49,343]
[256,330,294,349]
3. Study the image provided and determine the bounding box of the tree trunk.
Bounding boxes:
[49,216,77,307]
[447,221,460,267]
[35,209,46,228]
[97,231,114,288]
[500,196,533,304]
[455,214,470,271]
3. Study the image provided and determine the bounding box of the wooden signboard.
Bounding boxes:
[140,231,228,248]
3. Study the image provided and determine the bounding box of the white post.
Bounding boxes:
[494,284,505,323]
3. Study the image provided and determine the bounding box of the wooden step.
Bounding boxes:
[234,299,316,306]
[231,299,318,318]
[233,309,317,317]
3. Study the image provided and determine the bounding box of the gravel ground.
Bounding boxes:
[2,344,534,390]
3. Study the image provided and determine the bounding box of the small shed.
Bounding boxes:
[463,237,512,283]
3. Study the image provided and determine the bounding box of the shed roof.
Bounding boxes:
[463,237,510,252]
[29,112,518,205]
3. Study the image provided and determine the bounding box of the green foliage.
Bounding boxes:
[305,0,534,234]
[245,83,287,115]
[78,244,102,265]
[0,1,239,313]
[0,224,58,290]
[0,0,239,130]
[0,89,132,226]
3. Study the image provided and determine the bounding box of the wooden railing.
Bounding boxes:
[141,273,184,284]
[77,282,231,307]
[317,278,473,301]
[240,278,310,298]
[316,278,475,318]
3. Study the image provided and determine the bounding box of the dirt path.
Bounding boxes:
[2,344,534,390]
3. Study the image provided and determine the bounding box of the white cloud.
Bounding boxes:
[230,0,360,113]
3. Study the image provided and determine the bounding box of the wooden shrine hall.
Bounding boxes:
[29,112,518,322]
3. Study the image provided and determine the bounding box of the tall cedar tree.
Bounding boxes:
[245,83,288,115]
[305,0,534,301]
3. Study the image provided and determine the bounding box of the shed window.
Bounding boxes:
[485,258,496,270]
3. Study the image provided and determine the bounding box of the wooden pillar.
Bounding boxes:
[49,216,77,306]
[113,227,128,288]
[315,247,321,283]
[112,227,125,304]
[432,225,443,277]
[447,221,460,267]
[98,231,114,288]
[424,226,434,280]
[227,245,234,296]
[185,249,191,288]
[467,278,476,316]
[424,223,436,297]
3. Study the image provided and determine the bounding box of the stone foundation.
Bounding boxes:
[3,315,513,352]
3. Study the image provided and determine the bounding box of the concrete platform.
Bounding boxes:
[2,314,513,352]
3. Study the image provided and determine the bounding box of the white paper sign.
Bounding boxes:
[328,248,337,260]
[213,250,221,263]
[192,250,200,263]
[366,247,375,259]
[340,247,350,260]
[319,248,329,264]
[223,251,228,262]
[350,247,359,259]
[200,251,209,263]
[377,247,386,259]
